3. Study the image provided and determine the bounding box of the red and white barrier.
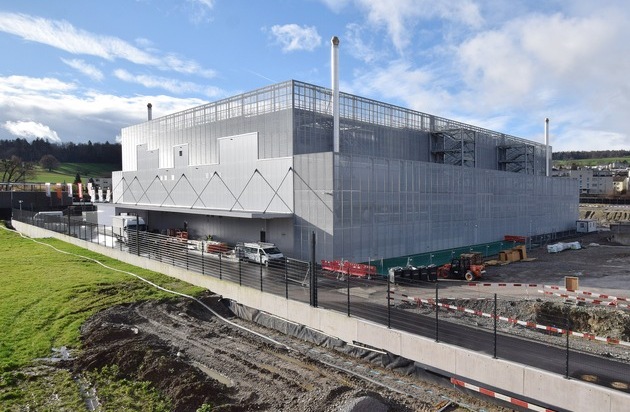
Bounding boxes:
[538,290,630,310]
[388,290,630,348]
[468,283,630,303]
[467,282,541,288]
[450,378,555,412]
[543,285,629,302]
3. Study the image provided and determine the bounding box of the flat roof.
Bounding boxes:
[113,203,292,220]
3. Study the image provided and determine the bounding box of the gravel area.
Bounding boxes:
[71,294,510,411]
[392,231,630,364]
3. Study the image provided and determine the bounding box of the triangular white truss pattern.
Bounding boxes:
[116,165,294,214]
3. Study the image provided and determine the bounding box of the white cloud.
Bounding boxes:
[188,0,215,24]
[0,75,208,143]
[61,58,104,81]
[0,75,76,93]
[0,12,157,63]
[318,0,352,13]
[162,53,216,78]
[3,120,61,143]
[323,0,483,53]
[452,9,630,151]
[0,12,215,78]
[338,2,630,152]
[345,60,450,116]
[113,69,221,97]
[457,12,619,106]
[193,0,215,7]
[343,23,381,63]
[269,24,322,52]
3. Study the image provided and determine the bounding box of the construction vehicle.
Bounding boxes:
[437,252,485,281]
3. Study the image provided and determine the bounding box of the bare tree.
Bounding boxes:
[1,156,35,190]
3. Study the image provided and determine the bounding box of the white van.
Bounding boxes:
[237,242,284,266]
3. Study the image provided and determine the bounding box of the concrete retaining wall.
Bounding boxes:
[13,222,629,412]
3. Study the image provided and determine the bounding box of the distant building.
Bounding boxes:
[89,177,111,190]
[560,169,614,195]
[613,175,628,194]
[113,80,578,262]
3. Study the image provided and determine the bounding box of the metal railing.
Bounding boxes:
[11,209,629,398]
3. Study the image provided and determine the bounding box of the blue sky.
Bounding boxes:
[0,0,628,152]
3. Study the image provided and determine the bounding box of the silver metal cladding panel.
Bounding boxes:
[293,152,334,261]
[121,82,294,172]
[332,154,578,263]
[136,144,159,170]
[114,133,294,215]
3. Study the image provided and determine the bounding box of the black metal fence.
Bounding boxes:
[12,209,629,397]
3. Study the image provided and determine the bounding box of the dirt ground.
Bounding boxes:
[70,295,508,412]
[392,230,630,364]
[483,230,630,292]
[67,230,630,411]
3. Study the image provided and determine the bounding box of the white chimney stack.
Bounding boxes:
[147,103,153,121]
[331,36,340,153]
[545,117,550,177]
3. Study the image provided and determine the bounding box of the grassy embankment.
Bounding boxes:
[0,227,205,410]
[31,162,119,183]
[553,157,630,168]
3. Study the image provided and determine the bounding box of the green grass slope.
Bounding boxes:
[554,157,630,168]
[31,162,119,183]
[0,227,204,409]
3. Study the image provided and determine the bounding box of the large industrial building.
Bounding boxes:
[113,41,578,263]
[113,81,578,263]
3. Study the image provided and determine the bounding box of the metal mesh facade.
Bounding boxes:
[122,82,294,171]
[332,154,576,262]
[117,80,578,262]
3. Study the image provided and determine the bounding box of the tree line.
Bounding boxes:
[552,150,630,161]
[0,138,121,166]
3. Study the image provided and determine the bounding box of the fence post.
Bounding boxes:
[219,252,222,280]
[435,279,439,342]
[285,258,288,299]
[565,306,570,379]
[493,293,497,359]
[136,215,140,256]
[347,268,351,317]
[309,231,317,307]
[201,246,205,275]
[260,260,263,292]
[387,273,391,328]
[239,258,242,286]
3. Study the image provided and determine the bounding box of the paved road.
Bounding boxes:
[41,224,630,398]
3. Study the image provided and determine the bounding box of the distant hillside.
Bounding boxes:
[31,162,119,183]
[553,150,630,161]
[553,150,630,168]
